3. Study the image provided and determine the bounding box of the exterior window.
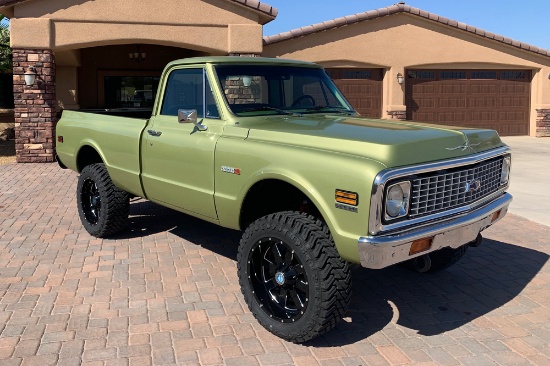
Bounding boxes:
[440,71,466,79]
[160,69,219,118]
[408,71,435,79]
[341,70,372,79]
[501,71,527,79]
[471,71,497,79]
[104,76,160,109]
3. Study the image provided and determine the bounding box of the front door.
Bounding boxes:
[141,67,222,219]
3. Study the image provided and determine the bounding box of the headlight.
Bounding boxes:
[500,156,511,185]
[385,181,411,220]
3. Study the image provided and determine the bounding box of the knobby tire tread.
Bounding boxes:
[77,163,129,238]
[238,211,351,343]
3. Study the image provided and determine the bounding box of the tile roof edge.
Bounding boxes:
[0,0,278,18]
[262,2,550,58]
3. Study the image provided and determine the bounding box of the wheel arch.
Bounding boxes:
[238,175,334,233]
[76,142,106,173]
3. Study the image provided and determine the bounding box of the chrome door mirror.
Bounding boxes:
[178,109,207,131]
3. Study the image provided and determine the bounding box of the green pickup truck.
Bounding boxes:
[56,56,512,342]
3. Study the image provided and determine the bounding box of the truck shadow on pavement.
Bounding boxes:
[121,200,549,347]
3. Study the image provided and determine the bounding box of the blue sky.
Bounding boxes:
[263,0,550,51]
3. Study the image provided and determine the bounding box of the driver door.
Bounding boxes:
[141,67,222,219]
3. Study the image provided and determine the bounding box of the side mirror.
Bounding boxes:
[178,109,207,131]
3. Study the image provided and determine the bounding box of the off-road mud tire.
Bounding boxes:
[77,163,129,237]
[237,211,351,343]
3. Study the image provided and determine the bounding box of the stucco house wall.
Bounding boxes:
[263,12,550,137]
[0,0,276,162]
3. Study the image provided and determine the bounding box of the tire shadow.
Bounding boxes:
[116,199,549,346]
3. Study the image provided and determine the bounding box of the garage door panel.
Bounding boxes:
[328,68,383,118]
[440,85,467,94]
[438,98,467,108]
[406,69,530,136]
[469,98,497,108]
[438,112,466,122]
[470,84,498,94]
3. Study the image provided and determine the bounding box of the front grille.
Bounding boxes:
[409,157,503,218]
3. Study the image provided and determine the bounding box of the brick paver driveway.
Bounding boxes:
[1,163,549,365]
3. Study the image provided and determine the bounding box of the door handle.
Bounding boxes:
[147,129,162,137]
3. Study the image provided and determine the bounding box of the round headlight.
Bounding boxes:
[386,184,405,218]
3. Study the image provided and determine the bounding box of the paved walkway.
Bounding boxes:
[501,136,550,228]
[0,163,549,365]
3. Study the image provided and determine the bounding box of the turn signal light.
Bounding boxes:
[335,190,358,206]
[409,237,433,256]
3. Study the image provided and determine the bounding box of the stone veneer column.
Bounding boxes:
[387,110,407,121]
[12,49,57,163]
[536,109,550,137]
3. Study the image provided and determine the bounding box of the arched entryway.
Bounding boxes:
[2,0,276,162]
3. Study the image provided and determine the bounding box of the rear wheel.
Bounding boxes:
[77,163,129,237]
[237,211,351,343]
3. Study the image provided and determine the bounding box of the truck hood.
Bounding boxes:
[241,115,505,168]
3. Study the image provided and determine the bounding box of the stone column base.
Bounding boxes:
[536,109,550,137]
[12,49,57,163]
[387,110,407,121]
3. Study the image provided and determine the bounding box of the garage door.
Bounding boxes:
[326,68,383,118]
[405,70,531,136]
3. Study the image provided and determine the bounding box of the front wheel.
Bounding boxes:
[237,211,351,343]
[77,163,129,237]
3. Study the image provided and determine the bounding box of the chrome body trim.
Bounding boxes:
[358,192,512,269]
[368,146,511,236]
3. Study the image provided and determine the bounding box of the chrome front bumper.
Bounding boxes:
[358,193,512,269]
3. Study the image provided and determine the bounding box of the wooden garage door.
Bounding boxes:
[405,70,531,136]
[326,68,383,118]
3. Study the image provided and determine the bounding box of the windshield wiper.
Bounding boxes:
[301,106,355,115]
[240,106,297,116]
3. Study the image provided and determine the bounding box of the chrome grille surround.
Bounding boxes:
[368,147,511,236]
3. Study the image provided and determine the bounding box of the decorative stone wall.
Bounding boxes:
[12,49,57,163]
[387,110,407,121]
[229,53,260,57]
[536,109,550,137]
[224,76,262,105]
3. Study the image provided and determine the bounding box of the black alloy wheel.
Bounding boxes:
[81,178,101,225]
[238,211,352,343]
[248,237,309,323]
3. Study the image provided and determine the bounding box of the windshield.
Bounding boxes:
[214,65,355,116]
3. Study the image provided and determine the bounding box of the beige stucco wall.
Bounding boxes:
[264,14,550,136]
[9,0,265,54]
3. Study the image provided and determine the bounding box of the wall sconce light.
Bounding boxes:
[242,75,253,87]
[129,45,147,63]
[24,62,43,86]
[396,72,404,85]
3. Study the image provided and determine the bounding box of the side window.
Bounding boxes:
[160,69,219,118]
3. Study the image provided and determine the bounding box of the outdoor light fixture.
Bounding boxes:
[242,75,253,87]
[24,62,43,86]
[129,45,146,63]
[396,72,404,85]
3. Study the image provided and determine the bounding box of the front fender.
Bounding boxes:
[214,137,385,262]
